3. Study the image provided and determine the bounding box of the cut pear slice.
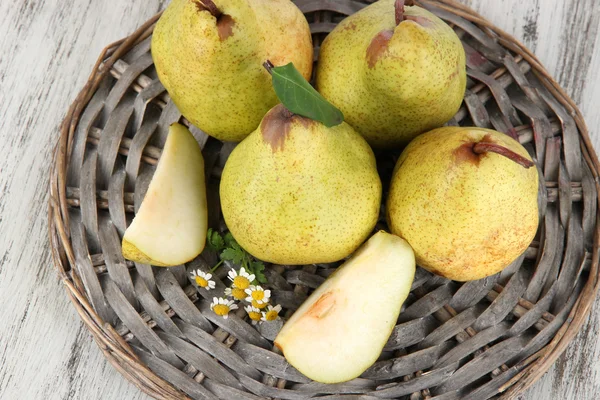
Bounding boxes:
[275,231,415,383]
[122,123,207,266]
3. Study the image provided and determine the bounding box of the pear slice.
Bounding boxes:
[275,231,415,383]
[122,123,207,266]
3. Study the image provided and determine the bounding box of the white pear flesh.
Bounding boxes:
[122,123,207,266]
[275,231,415,383]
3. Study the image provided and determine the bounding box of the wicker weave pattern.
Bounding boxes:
[48,0,600,399]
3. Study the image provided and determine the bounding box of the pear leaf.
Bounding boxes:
[269,62,344,127]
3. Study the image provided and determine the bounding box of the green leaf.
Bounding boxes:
[206,229,225,252]
[269,62,344,127]
[223,232,237,248]
[220,247,245,265]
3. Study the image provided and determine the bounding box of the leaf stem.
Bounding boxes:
[472,142,535,168]
[210,259,224,272]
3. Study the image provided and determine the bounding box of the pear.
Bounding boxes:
[315,0,466,148]
[387,127,539,281]
[275,231,415,383]
[219,104,382,265]
[151,0,313,142]
[122,123,207,266]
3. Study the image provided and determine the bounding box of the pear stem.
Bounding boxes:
[195,0,221,18]
[472,142,535,168]
[263,60,275,75]
[395,0,405,26]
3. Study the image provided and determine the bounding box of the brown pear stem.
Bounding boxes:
[263,60,275,75]
[395,0,405,26]
[472,142,535,168]
[195,0,221,17]
[395,0,415,25]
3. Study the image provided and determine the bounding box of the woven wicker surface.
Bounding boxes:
[48,0,600,399]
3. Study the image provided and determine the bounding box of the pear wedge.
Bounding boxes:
[275,231,415,383]
[122,123,207,266]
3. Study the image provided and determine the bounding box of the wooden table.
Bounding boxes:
[1,0,599,399]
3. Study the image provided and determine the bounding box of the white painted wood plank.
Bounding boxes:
[0,0,598,399]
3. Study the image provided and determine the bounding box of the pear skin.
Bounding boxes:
[316,0,466,148]
[387,127,539,281]
[220,104,382,265]
[122,123,207,267]
[152,0,313,141]
[275,231,416,383]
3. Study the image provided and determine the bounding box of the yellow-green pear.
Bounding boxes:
[275,231,415,383]
[151,0,313,142]
[122,123,207,266]
[387,127,539,281]
[316,0,466,148]
[219,104,382,265]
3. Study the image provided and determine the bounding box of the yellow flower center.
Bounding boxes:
[252,300,268,309]
[251,290,265,301]
[248,311,261,321]
[265,310,279,321]
[213,304,230,316]
[232,276,250,289]
[195,276,208,287]
[231,287,247,300]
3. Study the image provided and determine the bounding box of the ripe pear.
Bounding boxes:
[122,123,207,266]
[316,0,466,148]
[275,231,416,383]
[387,127,539,281]
[151,0,313,142]
[219,104,382,265]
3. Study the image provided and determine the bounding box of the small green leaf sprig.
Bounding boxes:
[206,229,267,284]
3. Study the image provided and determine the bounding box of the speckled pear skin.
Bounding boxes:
[387,127,539,281]
[315,0,466,148]
[151,0,313,142]
[220,104,382,265]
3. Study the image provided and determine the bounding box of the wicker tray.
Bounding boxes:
[48,0,600,399]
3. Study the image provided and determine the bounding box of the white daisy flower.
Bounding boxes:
[190,269,216,290]
[224,286,248,300]
[227,267,255,290]
[261,304,282,322]
[244,305,262,325]
[244,285,271,305]
[210,297,238,319]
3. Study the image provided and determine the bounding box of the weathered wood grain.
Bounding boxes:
[0,0,599,399]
